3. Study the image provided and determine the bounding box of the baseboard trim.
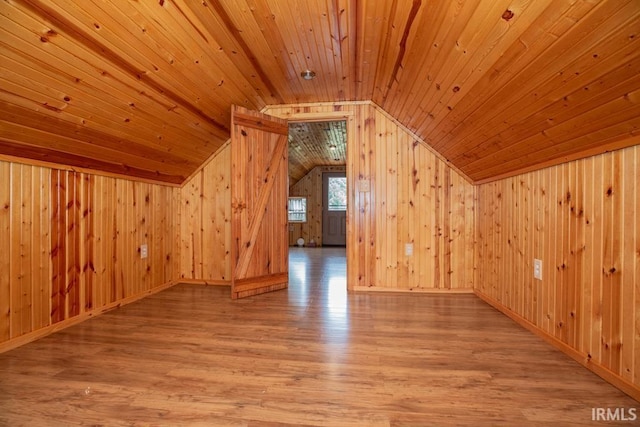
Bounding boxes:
[352,286,474,294]
[0,280,178,354]
[474,290,640,403]
[177,279,231,286]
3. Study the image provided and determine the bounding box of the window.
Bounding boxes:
[288,197,307,222]
[327,177,347,211]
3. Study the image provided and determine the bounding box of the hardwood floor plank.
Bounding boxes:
[0,247,637,426]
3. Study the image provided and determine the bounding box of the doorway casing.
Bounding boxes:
[272,110,355,292]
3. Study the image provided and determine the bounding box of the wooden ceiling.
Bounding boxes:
[288,120,346,186]
[1,0,639,184]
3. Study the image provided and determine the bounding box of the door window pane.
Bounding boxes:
[328,177,347,211]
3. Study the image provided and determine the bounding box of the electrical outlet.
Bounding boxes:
[533,258,542,280]
[140,244,148,259]
[405,243,413,256]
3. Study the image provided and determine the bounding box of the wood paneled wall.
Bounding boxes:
[179,102,474,292]
[0,160,180,348]
[179,145,231,283]
[289,165,346,247]
[266,102,476,292]
[475,145,640,395]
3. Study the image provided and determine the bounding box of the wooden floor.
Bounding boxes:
[0,247,637,426]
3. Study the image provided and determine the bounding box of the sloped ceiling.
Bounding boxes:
[288,120,346,187]
[1,0,639,185]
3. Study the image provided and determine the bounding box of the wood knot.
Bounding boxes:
[502,9,515,21]
[452,86,460,93]
[606,187,613,196]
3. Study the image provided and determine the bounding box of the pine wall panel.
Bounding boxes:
[179,102,474,292]
[0,160,180,349]
[475,145,640,392]
[180,145,232,283]
[267,102,476,292]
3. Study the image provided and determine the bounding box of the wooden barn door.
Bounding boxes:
[230,105,289,299]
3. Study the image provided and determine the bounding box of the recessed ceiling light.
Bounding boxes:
[301,69,316,80]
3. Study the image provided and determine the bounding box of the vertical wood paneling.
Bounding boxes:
[82,174,93,313]
[475,145,640,391]
[180,102,474,293]
[0,162,11,342]
[0,160,179,347]
[33,167,49,330]
[51,169,65,323]
[266,102,476,292]
[621,148,636,382]
[18,165,32,335]
[180,145,232,283]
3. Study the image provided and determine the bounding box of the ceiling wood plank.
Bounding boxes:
[452,56,640,167]
[1,0,638,184]
[18,0,230,133]
[398,0,552,136]
[430,1,639,152]
[383,0,475,116]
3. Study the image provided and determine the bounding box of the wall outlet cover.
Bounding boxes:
[405,243,414,256]
[533,258,542,280]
